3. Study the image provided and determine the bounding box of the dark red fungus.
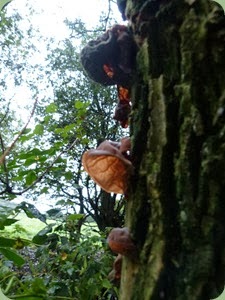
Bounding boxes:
[108,254,123,281]
[113,254,123,279]
[113,85,131,128]
[80,24,136,87]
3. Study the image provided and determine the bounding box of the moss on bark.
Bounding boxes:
[120,1,225,299]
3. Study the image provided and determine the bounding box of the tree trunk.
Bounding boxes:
[96,191,124,231]
[121,0,225,299]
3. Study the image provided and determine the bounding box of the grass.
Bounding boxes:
[2,212,46,240]
[1,212,99,240]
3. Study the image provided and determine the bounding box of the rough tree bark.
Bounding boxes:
[121,0,225,299]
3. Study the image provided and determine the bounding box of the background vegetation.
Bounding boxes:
[0,0,126,299]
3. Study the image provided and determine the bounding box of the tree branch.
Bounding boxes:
[0,98,38,165]
[13,138,78,195]
[0,133,11,193]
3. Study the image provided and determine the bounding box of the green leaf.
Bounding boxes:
[0,236,17,247]
[0,236,28,248]
[33,124,44,135]
[0,247,25,266]
[64,171,73,180]
[36,224,55,236]
[31,278,47,295]
[25,171,37,185]
[32,234,48,245]
[74,100,85,109]
[18,148,42,159]
[40,187,48,194]
[21,128,32,135]
[18,202,46,223]
[24,157,36,166]
[67,214,84,221]
[45,103,57,113]
[54,123,75,137]
[32,226,57,245]
[44,115,51,123]
[46,208,62,217]
[0,0,11,11]
[19,133,33,142]
[101,279,112,289]
[2,218,18,227]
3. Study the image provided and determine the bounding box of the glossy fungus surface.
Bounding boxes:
[82,139,132,194]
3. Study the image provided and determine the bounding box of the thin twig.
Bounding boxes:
[0,100,11,126]
[0,98,38,165]
[0,133,9,187]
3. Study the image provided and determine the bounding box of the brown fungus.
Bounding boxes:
[108,254,123,282]
[82,138,132,194]
[107,227,137,258]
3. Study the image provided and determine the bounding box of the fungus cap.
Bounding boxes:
[107,227,136,257]
[82,140,132,194]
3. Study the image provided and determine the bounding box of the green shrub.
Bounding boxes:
[0,212,118,300]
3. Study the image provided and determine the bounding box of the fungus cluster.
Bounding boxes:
[107,227,137,258]
[107,227,137,280]
[80,24,136,87]
[80,24,136,128]
[80,25,135,192]
[80,21,137,284]
[82,137,132,194]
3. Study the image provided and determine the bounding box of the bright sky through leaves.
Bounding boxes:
[7,0,122,39]
[1,0,123,212]
[3,0,122,115]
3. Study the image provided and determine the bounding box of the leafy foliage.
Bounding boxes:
[0,208,118,299]
[0,1,123,299]
[0,1,126,230]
